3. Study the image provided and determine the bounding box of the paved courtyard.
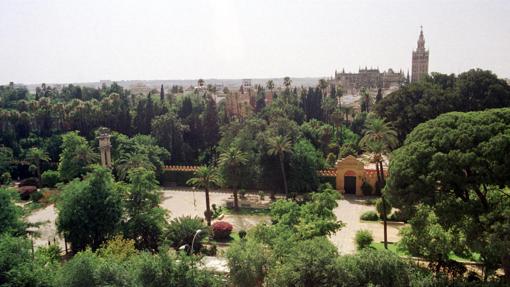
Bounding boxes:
[160,188,271,231]
[330,195,403,254]
[26,189,403,254]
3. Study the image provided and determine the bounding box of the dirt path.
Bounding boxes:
[26,204,64,249]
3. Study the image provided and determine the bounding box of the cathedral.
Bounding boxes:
[411,27,429,82]
[332,28,430,92]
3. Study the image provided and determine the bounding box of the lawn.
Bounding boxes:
[371,242,408,256]
[371,242,481,262]
[222,207,271,216]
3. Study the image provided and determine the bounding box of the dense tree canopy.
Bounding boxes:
[376,69,510,142]
[386,108,510,277]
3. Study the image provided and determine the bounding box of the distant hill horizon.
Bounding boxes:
[19,77,326,93]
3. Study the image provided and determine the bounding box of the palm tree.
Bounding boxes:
[267,136,292,198]
[26,147,50,183]
[73,144,100,166]
[218,146,248,210]
[318,78,328,96]
[266,80,274,92]
[115,153,155,181]
[283,77,292,89]
[359,118,398,150]
[186,166,221,226]
[360,117,398,250]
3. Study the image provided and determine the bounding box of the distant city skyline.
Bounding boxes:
[1,0,509,84]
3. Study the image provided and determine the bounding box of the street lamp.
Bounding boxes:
[179,229,205,255]
[191,229,204,255]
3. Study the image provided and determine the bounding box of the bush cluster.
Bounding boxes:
[164,216,207,252]
[360,211,379,221]
[41,170,60,188]
[355,229,373,250]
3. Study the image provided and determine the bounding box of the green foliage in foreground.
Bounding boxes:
[0,234,222,287]
[57,166,123,252]
[0,188,25,235]
[56,249,221,287]
[0,234,59,286]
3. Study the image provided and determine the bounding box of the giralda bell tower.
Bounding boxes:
[411,26,429,82]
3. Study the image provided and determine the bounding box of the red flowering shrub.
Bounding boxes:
[212,221,233,240]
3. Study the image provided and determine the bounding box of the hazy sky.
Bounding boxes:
[1,0,509,84]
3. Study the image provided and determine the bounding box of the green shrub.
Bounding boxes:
[1,172,11,185]
[30,190,43,203]
[355,229,373,250]
[0,188,25,235]
[164,216,207,252]
[336,249,411,287]
[41,170,60,188]
[388,211,407,222]
[375,197,392,218]
[361,181,373,195]
[211,204,223,219]
[227,239,271,287]
[360,211,379,221]
[238,230,247,239]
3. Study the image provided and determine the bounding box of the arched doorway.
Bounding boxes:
[344,170,356,194]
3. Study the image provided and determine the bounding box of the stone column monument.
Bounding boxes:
[98,128,112,168]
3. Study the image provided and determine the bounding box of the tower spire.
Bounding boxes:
[417,25,425,50]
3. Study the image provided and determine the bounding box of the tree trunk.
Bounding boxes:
[279,154,288,197]
[233,186,239,210]
[379,160,385,184]
[378,160,388,249]
[502,254,510,283]
[204,187,212,226]
[37,164,41,185]
[375,160,381,194]
[382,195,388,249]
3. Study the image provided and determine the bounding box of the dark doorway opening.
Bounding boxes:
[344,176,356,194]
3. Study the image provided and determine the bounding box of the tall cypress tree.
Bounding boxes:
[145,94,154,134]
[160,84,165,102]
[375,88,383,105]
[202,96,219,148]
